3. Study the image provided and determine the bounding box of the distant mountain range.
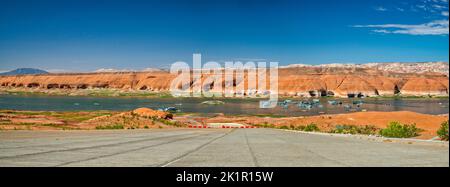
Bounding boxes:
[0,68,49,76]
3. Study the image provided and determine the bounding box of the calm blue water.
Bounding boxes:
[0,95,448,116]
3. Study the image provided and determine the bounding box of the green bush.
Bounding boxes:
[330,125,378,135]
[95,124,124,130]
[358,125,379,135]
[295,125,306,131]
[278,125,289,129]
[437,121,449,141]
[379,122,421,138]
[155,118,183,127]
[303,123,320,132]
[254,123,275,128]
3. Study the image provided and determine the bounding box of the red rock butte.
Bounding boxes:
[0,66,448,98]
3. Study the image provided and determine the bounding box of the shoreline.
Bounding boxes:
[0,109,448,141]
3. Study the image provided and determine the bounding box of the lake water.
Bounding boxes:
[0,95,448,116]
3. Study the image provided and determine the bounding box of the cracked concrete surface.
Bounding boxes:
[0,128,448,167]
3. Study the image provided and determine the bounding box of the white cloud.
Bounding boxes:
[443,11,449,16]
[354,19,449,35]
[374,6,387,11]
[416,4,428,11]
[432,4,446,9]
[372,29,391,34]
[390,0,448,15]
[431,0,448,2]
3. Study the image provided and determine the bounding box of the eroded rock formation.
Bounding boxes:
[0,67,448,98]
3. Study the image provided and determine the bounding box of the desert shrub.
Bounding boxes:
[330,125,377,135]
[254,123,275,128]
[303,123,320,132]
[154,118,183,127]
[379,122,421,138]
[95,124,124,130]
[278,125,289,129]
[295,125,306,131]
[358,125,379,135]
[437,121,449,141]
[330,125,356,134]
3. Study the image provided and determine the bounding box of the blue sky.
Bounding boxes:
[0,0,448,72]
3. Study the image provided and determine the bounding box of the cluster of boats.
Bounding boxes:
[276,99,365,111]
[158,99,366,113]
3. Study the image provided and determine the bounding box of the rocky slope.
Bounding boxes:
[0,63,448,97]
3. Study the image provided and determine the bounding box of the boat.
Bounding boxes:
[260,100,277,108]
[352,100,364,105]
[298,101,313,110]
[158,106,179,113]
[278,99,293,106]
[201,100,225,105]
[343,104,352,111]
[328,100,338,105]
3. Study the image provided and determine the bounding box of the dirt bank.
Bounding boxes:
[199,111,449,139]
[1,109,447,139]
[0,108,183,130]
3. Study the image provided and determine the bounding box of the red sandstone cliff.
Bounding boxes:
[0,67,448,97]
